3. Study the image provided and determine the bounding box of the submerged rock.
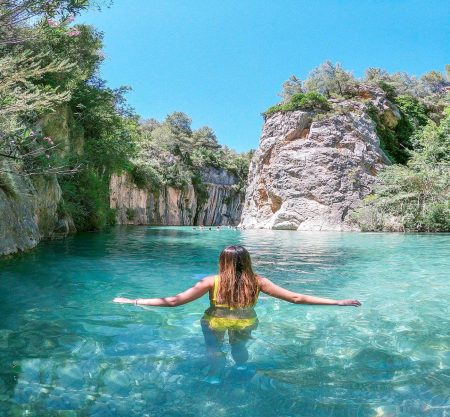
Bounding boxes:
[101,369,132,395]
[56,363,85,390]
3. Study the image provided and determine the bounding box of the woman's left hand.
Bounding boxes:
[337,299,361,307]
[113,297,132,303]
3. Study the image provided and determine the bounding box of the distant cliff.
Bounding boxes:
[240,87,399,231]
[0,106,245,256]
[110,167,243,226]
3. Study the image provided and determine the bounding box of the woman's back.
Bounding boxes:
[210,275,260,309]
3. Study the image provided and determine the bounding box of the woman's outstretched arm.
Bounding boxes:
[113,276,214,307]
[258,277,361,307]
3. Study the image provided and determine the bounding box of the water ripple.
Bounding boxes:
[0,227,449,417]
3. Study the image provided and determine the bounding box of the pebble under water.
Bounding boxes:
[0,227,449,417]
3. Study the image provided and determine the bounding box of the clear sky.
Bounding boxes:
[79,0,449,152]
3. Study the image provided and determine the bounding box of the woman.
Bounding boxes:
[113,245,361,383]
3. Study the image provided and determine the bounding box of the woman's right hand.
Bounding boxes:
[337,299,361,307]
[113,297,133,304]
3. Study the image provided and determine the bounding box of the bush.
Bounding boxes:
[162,163,192,189]
[126,208,137,221]
[378,80,397,101]
[192,171,209,207]
[59,169,115,231]
[190,147,221,168]
[263,92,330,117]
[366,102,410,164]
[352,105,450,232]
[129,164,162,191]
[395,96,429,129]
[303,61,357,97]
[351,163,449,232]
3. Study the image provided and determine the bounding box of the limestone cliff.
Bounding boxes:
[110,167,243,226]
[240,88,399,231]
[0,161,73,256]
[0,105,78,256]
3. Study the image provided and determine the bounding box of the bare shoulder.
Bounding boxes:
[198,275,215,288]
[256,275,271,288]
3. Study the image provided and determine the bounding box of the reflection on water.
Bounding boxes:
[0,227,449,417]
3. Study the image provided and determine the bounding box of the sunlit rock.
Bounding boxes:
[240,90,399,230]
[110,167,244,226]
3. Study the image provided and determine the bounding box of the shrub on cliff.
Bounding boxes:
[59,168,116,231]
[277,62,359,102]
[0,2,99,178]
[352,164,450,232]
[278,75,304,103]
[129,164,162,191]
[263,92,330,117]
[1,1,142,231]
[365,67,449,100]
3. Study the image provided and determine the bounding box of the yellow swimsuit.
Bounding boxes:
[203,275,259,331]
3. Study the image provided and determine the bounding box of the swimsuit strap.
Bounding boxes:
[212,275,219,305]
[213,275,229,308]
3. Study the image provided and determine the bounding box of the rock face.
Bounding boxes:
[110,167,244,226]
[240,92,398,231]
[0,161,73,256]
[0,105,79,256]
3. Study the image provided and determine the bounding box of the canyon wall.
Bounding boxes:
[110,167,244,226]
[0,88,400,257]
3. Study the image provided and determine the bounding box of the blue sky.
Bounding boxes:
[79,0,449,152]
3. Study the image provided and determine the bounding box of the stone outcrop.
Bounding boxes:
[240,89,399,231]
[110,167,244,226]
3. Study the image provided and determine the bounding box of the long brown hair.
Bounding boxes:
[217,245,258,308]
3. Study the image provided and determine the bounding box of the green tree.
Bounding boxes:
[192,126,220,149]
[0,0,92,46]
[264,91,330,117]
[165,112,192,136]
[304,61,357,97]
[278,75,303,103]
[419,71,448,95]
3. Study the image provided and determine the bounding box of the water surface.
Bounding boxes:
[0,227,449,417]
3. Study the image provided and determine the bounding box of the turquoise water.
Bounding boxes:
[0,227,449,417]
